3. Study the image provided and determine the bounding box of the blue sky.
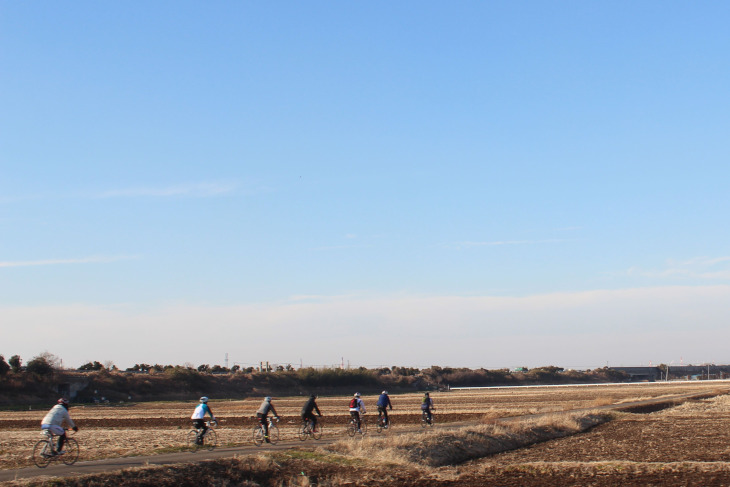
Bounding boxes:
[3,2,730,370]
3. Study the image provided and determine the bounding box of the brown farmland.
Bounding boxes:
[2,381,730,486]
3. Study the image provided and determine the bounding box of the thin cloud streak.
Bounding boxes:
[446,239,568,250]
[626,256,730,280]
[97,182,236,198]
[0,255,138,268]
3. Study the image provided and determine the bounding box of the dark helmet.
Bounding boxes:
[310,393,317,399]
[425,392,430,396]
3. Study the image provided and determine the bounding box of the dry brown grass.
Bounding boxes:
[326,410,613,467]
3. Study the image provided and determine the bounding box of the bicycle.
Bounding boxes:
[187,420,218,452]
[33,429,79,468]
[298,417,323,441]
[252,416,280,446]
[346,413,367,437]
[421,409,435,428]
[375,413,391,433]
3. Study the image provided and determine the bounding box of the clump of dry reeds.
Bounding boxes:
[327,410,613,468]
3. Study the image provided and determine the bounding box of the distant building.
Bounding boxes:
[609,366,662,381]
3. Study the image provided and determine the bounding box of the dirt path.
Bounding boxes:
[1,388,724,484]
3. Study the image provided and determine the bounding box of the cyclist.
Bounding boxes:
[349,392,366,433]
[376,390,393,428]
[301,393,322,432]
[41,398,78,455]
[256,396,279,443]
[421,392,434,423]
[191,396,217,445]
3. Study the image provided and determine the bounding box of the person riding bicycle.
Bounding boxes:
[191,396,217,445]
[41,398,78,455]
[376,390,393,428]
[421,392,434,423]
[349,392,366,433]
[256,396,279,443]
[301,393,322,432]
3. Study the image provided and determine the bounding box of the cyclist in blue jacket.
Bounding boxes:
[376,390,393,428]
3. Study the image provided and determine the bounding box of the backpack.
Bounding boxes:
[349,398,358,408]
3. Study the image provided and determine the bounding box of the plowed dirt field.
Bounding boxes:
[463,393,730,486]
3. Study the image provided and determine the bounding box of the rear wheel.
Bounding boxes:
[312,422,323,440]
[203,429,217,450]
[375,416,384,433]
[346,420,357,437]
[32,440,52,468]
[298,423,309,441]
[187,429,200,452]
[61,438,79,465]
[253,426,264,446]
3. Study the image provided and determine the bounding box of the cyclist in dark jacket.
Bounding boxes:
[376,390,393,428]
[421,392,434,423]
[301,394,322,431]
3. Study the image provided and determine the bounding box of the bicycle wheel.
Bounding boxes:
[32,440,52,468]
[203,429,217,450]
[375,417,384,433]
[312,422,323,440]
[360,420,367,435]
[61,438,80,465]
[268,423,280,444]
[253,426,264,446]
[421,412,428,428]
[188,429,200,452]
[298,423,309,441]
[346,420,357,437]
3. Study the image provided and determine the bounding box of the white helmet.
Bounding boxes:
[354,392,361,397]
[265,396,272,402]
[200,396,209,403]
[382,391,388,395]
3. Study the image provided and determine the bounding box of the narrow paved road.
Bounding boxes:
[1,389,725,484]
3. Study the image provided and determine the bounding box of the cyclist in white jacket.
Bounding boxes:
[41,399,78,455]
[349,392,366,432]
[190,396,217,445]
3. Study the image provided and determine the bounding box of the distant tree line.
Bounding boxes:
[1,352,638,406]
[0,352,60,379]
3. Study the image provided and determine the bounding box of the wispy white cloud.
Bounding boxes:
[97,182,237,198]
[0,255,137,268]
[445,239,568,250]
[626,256,730,280]
[312,244,371,251]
